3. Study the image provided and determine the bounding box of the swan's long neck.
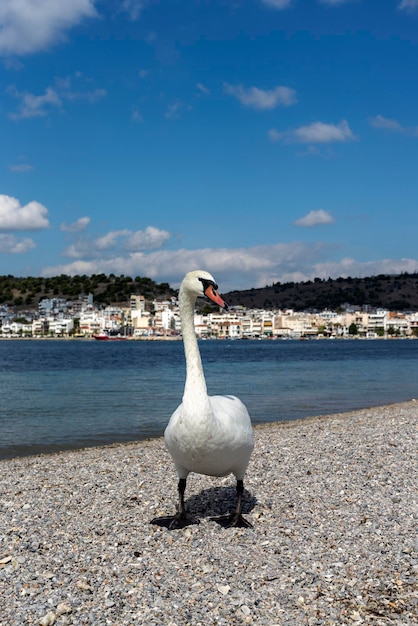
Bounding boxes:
[179,288,210,415]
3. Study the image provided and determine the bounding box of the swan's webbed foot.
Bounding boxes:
[210,512,253,529]
[169,510,199,530]
[150,511,199,530]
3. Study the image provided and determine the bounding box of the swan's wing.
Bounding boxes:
[209,394,253,433]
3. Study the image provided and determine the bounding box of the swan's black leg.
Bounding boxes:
[227,479,253,528]
[167,478,199,529]
[176,478,187,517]
[211,479,253,528]
[150,477,199,530]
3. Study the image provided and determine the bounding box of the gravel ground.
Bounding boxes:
[0,401,417,626]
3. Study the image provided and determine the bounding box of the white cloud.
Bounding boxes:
[9,163,33,172]
[260,0,293,9]
[125,226,171,250]
[196,82,210,95]
[294,210,335,227]
[165,101,191,119]
[122,0,149,21]
[121,0,156,21]
[0,233,36,253]
[41,241,418,292]
[0,194,50,230]
[64,244,87,259]
[269,120,356,143]
[61,87,106,104]
[312,257,418,283]
[95,230,131,251]
[61,217,91,233]
[7,85,62,119]
[399,0,418,11]
[63,226,171,259]
[165,102,181,119]
[369,115,403,131]
[224,83,297,110]
[8,74,106,120]
[63,230,131,257]
[0,0,97,57]
[42,242,323,290]
[291,120,355,143]
[369,115,418,137]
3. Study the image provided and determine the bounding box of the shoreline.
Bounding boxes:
[1,335,417,341]
[1,401,417,624]
[1,398,416,463]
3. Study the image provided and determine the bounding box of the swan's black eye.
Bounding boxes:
[198,277,217,292]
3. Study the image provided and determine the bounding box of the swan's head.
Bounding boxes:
[181,270,229,310]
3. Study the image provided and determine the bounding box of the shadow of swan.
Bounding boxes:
[150,485,257,529]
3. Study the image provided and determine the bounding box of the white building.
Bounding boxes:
[48,318,74,336]
[274,311,318,337]
[78,311,104,336]
[367,310,388,334]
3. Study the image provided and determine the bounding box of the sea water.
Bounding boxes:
[0,338,417,459]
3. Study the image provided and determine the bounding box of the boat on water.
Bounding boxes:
[93,332,127,341]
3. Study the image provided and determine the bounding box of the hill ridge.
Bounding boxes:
[225,273,418,312]
[1,272,418,312]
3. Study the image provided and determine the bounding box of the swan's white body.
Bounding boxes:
[164,270,254,485]
[165,394,254,480]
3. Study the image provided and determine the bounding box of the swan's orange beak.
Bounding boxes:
[204,284,229,310]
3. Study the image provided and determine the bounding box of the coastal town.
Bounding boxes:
[1,291,418,340]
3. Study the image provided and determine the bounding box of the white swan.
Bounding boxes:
[152,270,254,530]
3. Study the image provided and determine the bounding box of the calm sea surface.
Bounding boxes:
[0,338,417,460]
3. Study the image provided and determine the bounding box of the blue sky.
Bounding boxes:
[1,0,418,292]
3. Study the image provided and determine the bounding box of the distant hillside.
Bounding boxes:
[225,273,418,311]
[0,274,176,310]
[1,272,418,312]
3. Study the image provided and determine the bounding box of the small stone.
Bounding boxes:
[39,611,56,626]
[217,584,230,595]
[240,605,251,615]
[105,599,115,608]
[201,564,213,573]
[56,602,72,616]
[76,581,92,592]
[0,556,12,565]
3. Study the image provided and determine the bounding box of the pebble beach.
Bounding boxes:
[0,401,417,626]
